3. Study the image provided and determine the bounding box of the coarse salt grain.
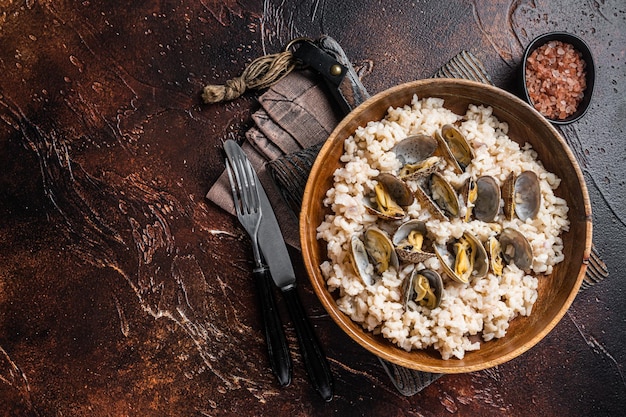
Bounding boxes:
[525,40,587,120]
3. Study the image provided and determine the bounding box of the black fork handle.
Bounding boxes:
[253,265,292,387]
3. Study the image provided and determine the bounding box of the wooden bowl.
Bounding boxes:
[300,78,592,374]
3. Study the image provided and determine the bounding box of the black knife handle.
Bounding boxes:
[282,284,334,402]
[253,266,292,387]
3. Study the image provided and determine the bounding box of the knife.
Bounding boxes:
[224,141,292,388]
[224,140,334,402]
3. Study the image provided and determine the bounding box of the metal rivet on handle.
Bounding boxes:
[329,64,342,76]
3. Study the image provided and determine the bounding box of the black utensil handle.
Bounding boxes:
[282,284,333,402]
[253,266,292,387]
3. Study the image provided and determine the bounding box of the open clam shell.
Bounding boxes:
[487,235,505,276]
[393,135,442,180]
[415,172,461,221]
[429,172,460,219]
[393,134,438,166]
[348,234,376,286]
[434,231,488,284]
[392,219,436,263]
[440,124,475,170]
[434,130,463,174]
[460,177,478,222]
[514,171,542,221]
[503,171,541,221]
[414,172,461,221]
[473,175,501,222]
[378,173,414,207]
[502,172,516,220]
[402,268,443,310]
[498,228,534,272]
[348,227,400,287]
[364,227,400,275]
[398,156,442,180]
[364,173,414,220]
[414,185,447,222]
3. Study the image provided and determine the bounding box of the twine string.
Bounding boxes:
[202,50,298,103]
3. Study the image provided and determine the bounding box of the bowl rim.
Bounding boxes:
[521,31,595,125]
[300,78,592,373]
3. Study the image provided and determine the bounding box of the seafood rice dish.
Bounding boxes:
[317,96,570,360]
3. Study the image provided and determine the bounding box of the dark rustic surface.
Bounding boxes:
[1,1,624,416]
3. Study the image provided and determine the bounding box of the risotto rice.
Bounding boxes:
[317,96,570,360]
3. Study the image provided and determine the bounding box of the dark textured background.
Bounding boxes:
[0,1,624,416]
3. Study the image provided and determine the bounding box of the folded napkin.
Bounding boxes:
[207,69,342,248]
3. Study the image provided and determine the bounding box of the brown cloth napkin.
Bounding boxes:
[206,69,342,248]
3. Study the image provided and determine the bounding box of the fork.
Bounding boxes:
[225,154,292,387]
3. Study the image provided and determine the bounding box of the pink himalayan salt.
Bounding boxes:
[525,40,587,120]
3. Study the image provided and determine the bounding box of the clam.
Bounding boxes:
[434,231,489,284]
[498,228,533,272]
[441,124,475,170]
[364,173,414,220]
[434,124,475,173]
[473,176,501,222]
[502,172,515,220]
[503,171,541,221]
[348,235,376,285]
[364,227,399,275]
[434,130,463,174]
[398,156,442,180]
[414,172,460,221]
[430,173,461,218]
[402,268,443,310]
[487,235,504,276]
[393,134,438,165]
[392,220,435,263]
[348,227,399,286]
[393,135,442,180]
[460,177,478,222]
[378,173,414,207]
[514,171,542,221]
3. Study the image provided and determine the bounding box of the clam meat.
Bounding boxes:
[398,156,442,180]
[402,268,443,310]
[487,235,504,276]
[392,220,435,263]
[434,231,488,284]
[348,227,399,286]
[393,135,442,180]
[365,173,414,220]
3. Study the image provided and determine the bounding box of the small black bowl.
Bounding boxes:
[520,32,595,125]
